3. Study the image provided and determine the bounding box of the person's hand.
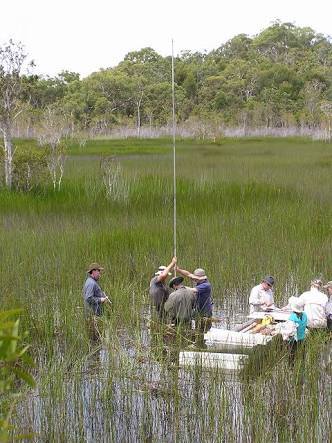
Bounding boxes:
[100,297,107,303]
[172,256,177,264]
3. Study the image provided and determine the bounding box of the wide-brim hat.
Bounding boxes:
[193,268,207,278]
[87,262,104,273]
[169,276,184,288]
[155,265,172,276]
[288,296,304,313]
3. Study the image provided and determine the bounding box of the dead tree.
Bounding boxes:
[38,106,68,191]
[0,40,31,188]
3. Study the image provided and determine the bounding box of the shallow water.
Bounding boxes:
[14,302,332,442]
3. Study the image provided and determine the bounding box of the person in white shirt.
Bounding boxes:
[298,279,328,328]
[249,276,275,314]
[323,281,332,330]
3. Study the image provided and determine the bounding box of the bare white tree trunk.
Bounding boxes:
[136,91,143,138]
[2,123,13,188]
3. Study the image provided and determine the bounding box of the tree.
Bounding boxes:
[38,105,69,191]
[0,40,32,189]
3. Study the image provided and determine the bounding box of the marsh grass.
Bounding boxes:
[1,137,332,441]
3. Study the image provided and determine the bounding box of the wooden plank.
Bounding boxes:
[233,318,256,332]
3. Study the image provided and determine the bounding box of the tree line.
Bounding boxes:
[1,21,332,189]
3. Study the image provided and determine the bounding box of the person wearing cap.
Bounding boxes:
[149,257,177,319]
[83,263,108,316]
[175,266,213,324]
[163,276,197,325]
[323,281,332,330]
[249,276,275,314]
[298,279,328,328]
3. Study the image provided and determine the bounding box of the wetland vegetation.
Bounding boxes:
[1,137,331,442]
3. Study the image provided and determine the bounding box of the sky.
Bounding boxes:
[1,0,331,78]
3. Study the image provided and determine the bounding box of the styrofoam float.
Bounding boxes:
[179,351,248,370]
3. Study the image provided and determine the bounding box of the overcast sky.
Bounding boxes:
[1,0,331,78]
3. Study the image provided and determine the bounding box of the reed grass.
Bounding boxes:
[2,137,331,442]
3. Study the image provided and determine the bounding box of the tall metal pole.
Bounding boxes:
[171,40,177,269]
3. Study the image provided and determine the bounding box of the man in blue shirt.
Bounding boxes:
[83,263,108,316]
[175,266,213,331]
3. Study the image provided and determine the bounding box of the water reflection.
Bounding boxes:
[13,304,332,442]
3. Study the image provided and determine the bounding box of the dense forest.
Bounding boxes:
[1,21,332,144]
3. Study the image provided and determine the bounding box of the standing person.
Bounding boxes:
[249,276,275,314]
[323,281,332,330]
[298,279,328,329]
[176,265,213,331]
[83,263,109,317]
[287,297,308,364]
[164,276,197,325]
[149,257,177,319]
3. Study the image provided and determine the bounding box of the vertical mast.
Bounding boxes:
[171,40,177,269]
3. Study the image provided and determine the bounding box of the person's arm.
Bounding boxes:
[156,256,177,282]
[248,287,262,306]
[176,266,207,282]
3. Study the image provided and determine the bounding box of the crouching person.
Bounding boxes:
[287,297,308,361]
[164,276,196,327]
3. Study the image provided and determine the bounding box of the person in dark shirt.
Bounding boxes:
[164,276,196,325]
[175,265,213,331]
[149,257,176,319]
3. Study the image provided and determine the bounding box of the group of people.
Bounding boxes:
[149,257,213,329]
[249,275,332,348]
[82,261,332,343]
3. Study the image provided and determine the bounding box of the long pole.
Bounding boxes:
[171,40,177,270]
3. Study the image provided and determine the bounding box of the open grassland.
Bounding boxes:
[1,137,331,442]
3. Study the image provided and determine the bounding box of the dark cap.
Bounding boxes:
[263,276,275,287]
[169,276,184,288]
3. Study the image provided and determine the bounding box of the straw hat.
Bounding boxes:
[87,263,104,273]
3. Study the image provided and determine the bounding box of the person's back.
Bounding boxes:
[299,287,328,328]
[149,276,169,317]
[288,311,307,341]
[195,279,213,317]
[164,286,196,323]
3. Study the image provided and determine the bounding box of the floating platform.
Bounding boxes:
[179,351,248,370]
[204,328,273,348]
[178,310,289,371]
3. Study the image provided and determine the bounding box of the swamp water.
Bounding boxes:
[14,305,332,443]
